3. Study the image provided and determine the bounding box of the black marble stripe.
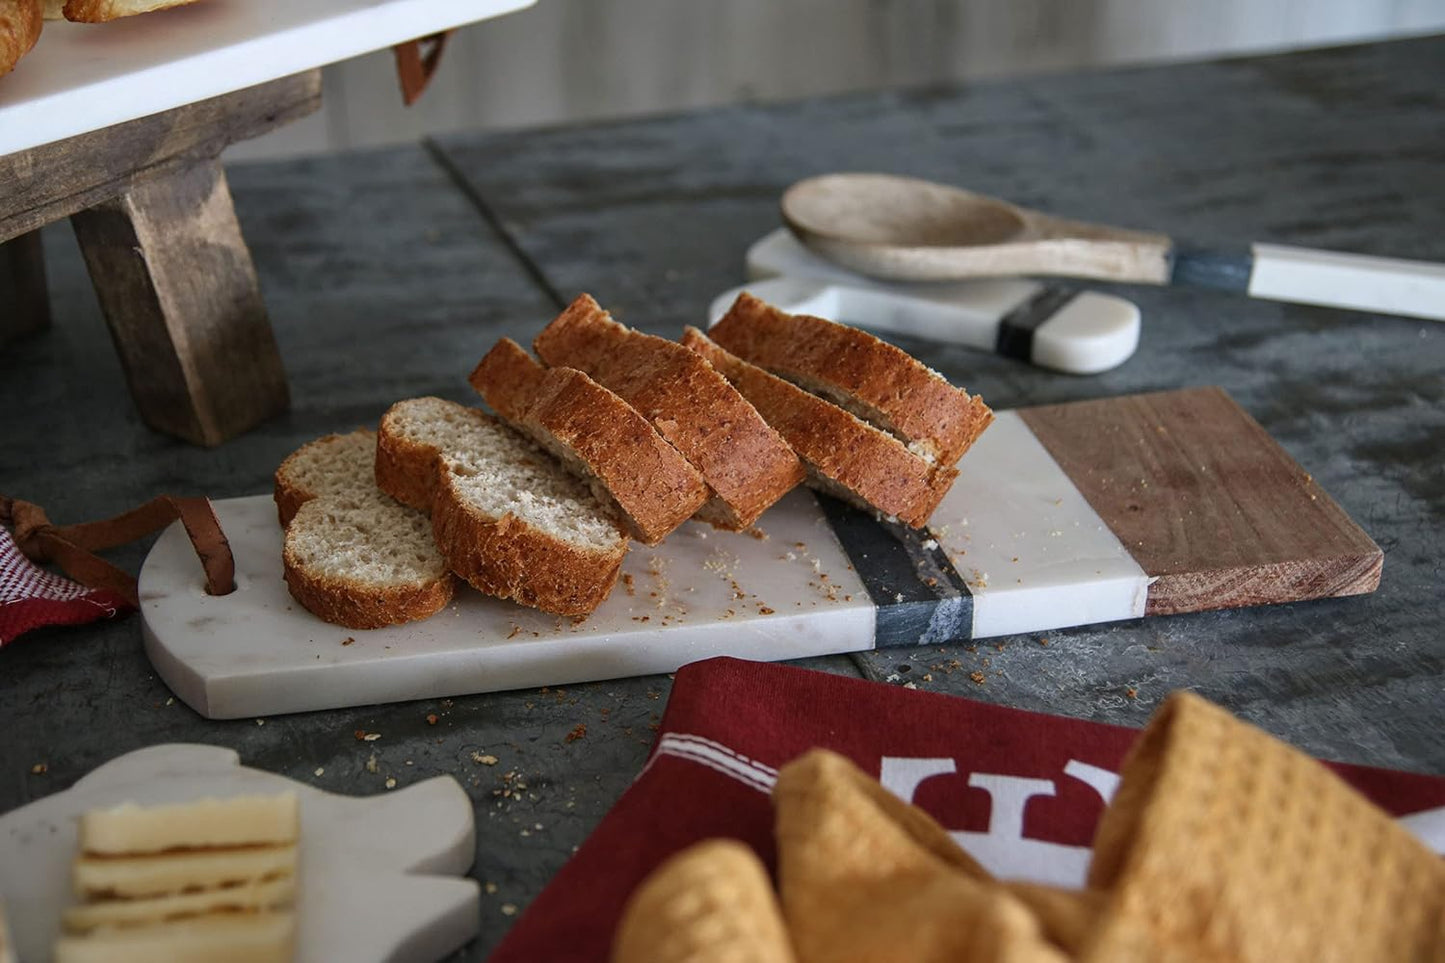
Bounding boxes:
[995,285,1079,362]
[814,493,973,649]
[1168,244,1254,292]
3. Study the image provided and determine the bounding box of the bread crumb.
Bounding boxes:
[565,723,587,743]
[341,636,354,646]
[969,671,986,685]
[484,882,498,895]
[426,713,439,725]
[921,539,937,550]
[472,752,499,765]
[314,767,324,777]
[30,763,46,774]
[365,752,379,773]
[501,904,517,916]
[1126,687,1138,699]
[385,777,397,789]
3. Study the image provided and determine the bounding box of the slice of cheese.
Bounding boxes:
[52,911,295,963]
[61,792,300,963]
[73,844,297,899]
[79,794,299,855]
[64,875,296,932]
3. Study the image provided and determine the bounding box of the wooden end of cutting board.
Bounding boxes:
[1018,385,1383,615]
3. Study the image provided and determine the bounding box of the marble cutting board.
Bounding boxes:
[0,744,477,963]
[139,386,1381,719]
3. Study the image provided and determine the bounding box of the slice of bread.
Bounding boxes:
[708,292,993,466]
[682,328,958,527]
[469,338,708,545]
[275,430,453,630]
[533,294,804,530]
[376,397,627,616]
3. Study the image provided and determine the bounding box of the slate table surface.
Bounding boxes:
[2,35,1442,959]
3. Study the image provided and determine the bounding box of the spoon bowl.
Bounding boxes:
[783,173,1026,248]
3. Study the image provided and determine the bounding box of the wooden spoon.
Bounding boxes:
[782,173,1445,321]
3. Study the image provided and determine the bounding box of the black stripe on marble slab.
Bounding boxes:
[1168,244,1254,292]
[995,286,1079,362]
[814,493,973,648]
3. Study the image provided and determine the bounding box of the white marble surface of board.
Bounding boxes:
[0,0,536,157]
[0,744,478,963]
[141,489,875,719]
[933,411,1150,638]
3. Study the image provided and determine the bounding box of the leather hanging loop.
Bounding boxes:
[393,30,452,107]
[0,494,235,608]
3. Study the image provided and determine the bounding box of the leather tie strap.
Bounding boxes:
[0,495,234,609]
[393,30,452,106]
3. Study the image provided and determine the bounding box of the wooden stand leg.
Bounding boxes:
[70,158,289,447]
[0,231,50,347]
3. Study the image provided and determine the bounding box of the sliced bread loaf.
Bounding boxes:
[708,292,994,466]
[274,430,454,630]
[376,397,627,616]
[533,294,804,530]
[469,338,708,545]
[681,327,958,527]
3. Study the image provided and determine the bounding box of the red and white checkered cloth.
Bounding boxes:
[0,524,131,647]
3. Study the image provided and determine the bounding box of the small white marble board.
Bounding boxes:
[138,387,1380,719]
[0,744,477,963]
[0,0,536,157]
[709,230,1143,374]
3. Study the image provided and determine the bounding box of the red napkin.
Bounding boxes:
[0,525,131,646]
[488,656,1445,963]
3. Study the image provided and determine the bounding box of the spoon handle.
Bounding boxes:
[1171,243,1445,321]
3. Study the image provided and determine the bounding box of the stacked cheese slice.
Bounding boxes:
[54,793,299,963]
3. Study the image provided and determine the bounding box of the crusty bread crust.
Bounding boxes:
[1,0,42,77]
[470,339,708,545]
[682,328,957,527]
[276,431,454,629]
[432,472,624,616]
[709,292,993,466]
[375,407,446,513]
[62,0,197,22]
[376,397,626,616]
[533,294,804,531]
[282,503,453,631]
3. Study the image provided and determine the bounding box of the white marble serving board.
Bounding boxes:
[0,0,535,157]
[0,744,477,963]
[142,489,876,719]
